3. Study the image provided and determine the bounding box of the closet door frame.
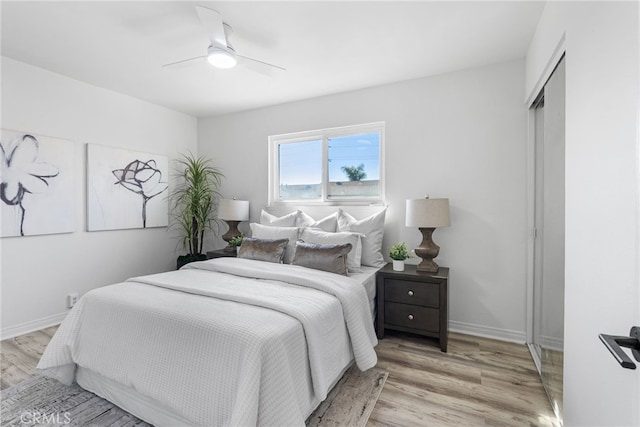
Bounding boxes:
[525,44,566,424]
[525,37,566,347]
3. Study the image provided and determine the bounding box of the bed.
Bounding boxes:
[37,207,386,426]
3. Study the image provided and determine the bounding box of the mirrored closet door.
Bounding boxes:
[531,56,565,422]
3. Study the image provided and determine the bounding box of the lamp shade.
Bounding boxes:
[406,198,450,228]
[218,199,249,221]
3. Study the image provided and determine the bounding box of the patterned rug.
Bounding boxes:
[1,366,388,426]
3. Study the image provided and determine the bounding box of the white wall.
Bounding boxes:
[1,58,198,339]
[526,2,639,426]
[199,60,529,342]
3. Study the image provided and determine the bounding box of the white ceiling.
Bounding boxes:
[1,1,545,118]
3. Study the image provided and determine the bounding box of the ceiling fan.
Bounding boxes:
[163,5,286,71]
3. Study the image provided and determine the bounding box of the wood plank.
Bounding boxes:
[369,331,559,426]
[11,330,53,359]
[1,340,39,389]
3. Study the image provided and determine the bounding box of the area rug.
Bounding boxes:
[306,365,388,427]
[1,366,388,426]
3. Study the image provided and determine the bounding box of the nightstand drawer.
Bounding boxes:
[384,302,439,332]
[385,279,439,307]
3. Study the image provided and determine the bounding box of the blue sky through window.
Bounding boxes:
[278,133,380,185]
[328,133,380,182]
[278,139,322,185]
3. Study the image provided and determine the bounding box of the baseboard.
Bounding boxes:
[540,335,564,352]
[1,312,67,340]
[449,320,527,344]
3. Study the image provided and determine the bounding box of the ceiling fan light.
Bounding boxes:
[207,46,237,69]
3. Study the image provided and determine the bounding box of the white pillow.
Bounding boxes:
[260,209,299,227]
[337,208,386,267]
[296,211,338,232]
[250,223,299,264]
[299,227,363,273]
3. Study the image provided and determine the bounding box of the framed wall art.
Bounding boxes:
[87,144,169,231]
[1,130,76,237]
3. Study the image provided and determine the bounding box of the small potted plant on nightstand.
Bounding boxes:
[227,235,243,253]
[389,242,410,271]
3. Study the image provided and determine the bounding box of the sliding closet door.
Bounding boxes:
[532,57,565,420]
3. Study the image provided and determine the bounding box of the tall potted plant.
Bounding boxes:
[170,153,224,269]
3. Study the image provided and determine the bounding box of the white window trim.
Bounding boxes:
[268,121,385,206]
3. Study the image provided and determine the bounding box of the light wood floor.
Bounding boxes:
[1,325,59,390]
[370,331,559,426]
[1,326,559,426]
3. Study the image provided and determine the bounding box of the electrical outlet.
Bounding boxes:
[67,293,79,308]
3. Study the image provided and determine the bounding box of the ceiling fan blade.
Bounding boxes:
[237,54,286,72]
[195,5,227,49]
[162,55,207,68]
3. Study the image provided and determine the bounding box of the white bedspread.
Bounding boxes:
[37,258,378,426]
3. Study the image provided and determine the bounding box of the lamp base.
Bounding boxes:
[414,227,440,273]
[222,220,241,252]
[417,259,440,273]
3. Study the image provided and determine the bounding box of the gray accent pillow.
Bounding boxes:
[298,227,363,273]
[292,241,353,275]
[250,223,300,264]
[237,237,289,264]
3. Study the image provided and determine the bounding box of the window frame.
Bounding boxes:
[268,121,385,206]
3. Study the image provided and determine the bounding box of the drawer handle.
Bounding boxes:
[408,290,414,296]
[408,314,414,320]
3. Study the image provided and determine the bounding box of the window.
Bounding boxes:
[269,122,384,204]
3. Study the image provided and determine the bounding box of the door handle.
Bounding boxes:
[598,326,640,370]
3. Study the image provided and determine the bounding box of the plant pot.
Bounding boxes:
[392,260,405,271]
[177,254,207,270]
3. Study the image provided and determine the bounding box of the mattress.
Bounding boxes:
[349,265,379,318]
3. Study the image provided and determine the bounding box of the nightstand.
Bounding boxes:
[376,263,449,352]
[206,249,237,259]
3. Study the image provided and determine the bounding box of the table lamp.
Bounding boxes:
[406,197,450,272]
[218,198,249,251]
